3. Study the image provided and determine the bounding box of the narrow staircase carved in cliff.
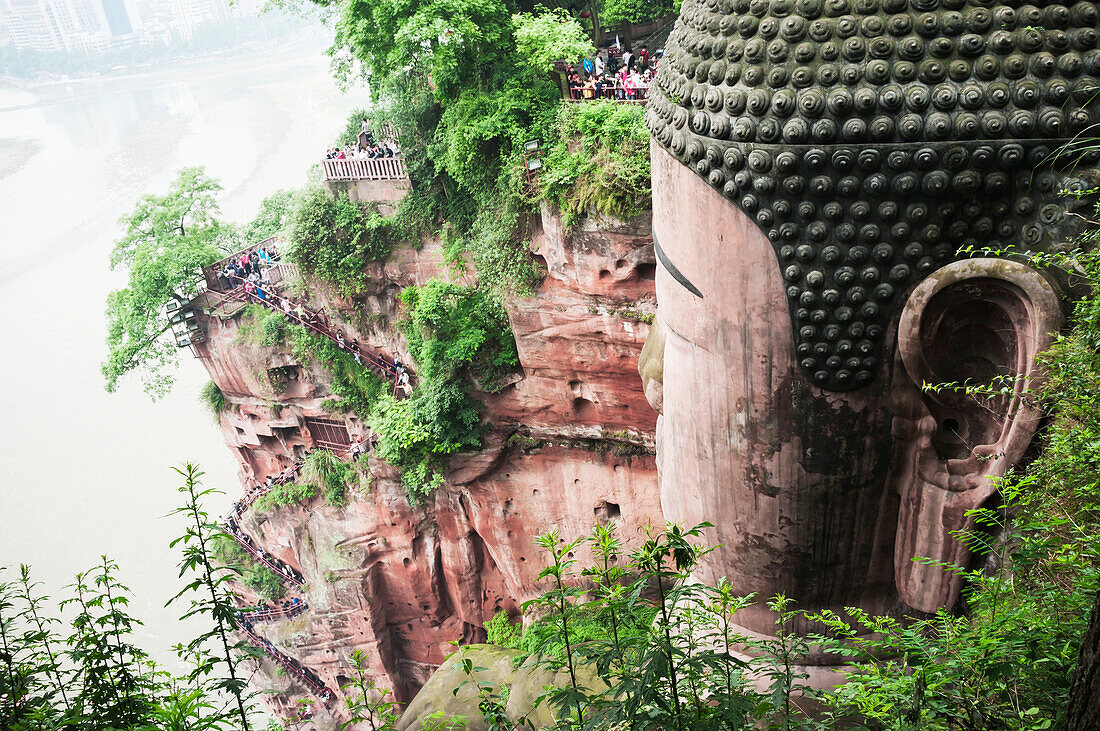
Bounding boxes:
[206,260,412,390]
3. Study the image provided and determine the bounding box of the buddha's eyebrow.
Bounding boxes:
[654,232,704,299]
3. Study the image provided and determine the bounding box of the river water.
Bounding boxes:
[0,29,364,667]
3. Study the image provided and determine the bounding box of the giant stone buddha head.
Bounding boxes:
[640,0,1099,659]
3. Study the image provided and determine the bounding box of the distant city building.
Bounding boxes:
[99,0,131,35]
[167,0,229,41]
[1,0,251,53]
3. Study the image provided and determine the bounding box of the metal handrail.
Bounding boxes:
[223,518,305,588]
[566,84,649,102]
[223,273,405,382]
[236,619,334,701]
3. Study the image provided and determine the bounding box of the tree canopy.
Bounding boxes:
[241,189,294,244]
[599,0,678,26]
[512,8,594,75]
[325,0,514,99]
[102,167,231,399]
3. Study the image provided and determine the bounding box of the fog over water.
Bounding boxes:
[0,31,364,666]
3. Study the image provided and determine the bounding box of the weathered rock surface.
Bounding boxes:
[193,206,661,726]
[396,644,606,731]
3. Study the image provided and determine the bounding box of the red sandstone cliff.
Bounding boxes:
[193,205,661,728]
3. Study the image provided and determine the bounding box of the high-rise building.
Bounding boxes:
[2,0,250,56]
[167,0,228,42]
[0,0,116,52]
[98,0,130,35]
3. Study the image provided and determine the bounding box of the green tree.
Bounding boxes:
[102,167,233,398]
[61,558,159,730]
[243,189,295,245]
[512,8,594,75]
[321,0,513,100]
[599,0,677,26]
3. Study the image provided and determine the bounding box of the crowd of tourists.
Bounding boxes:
[325,141,400,160]
[218,255,412,388]
[216,244,280,301]
[568,43,660,101]
[326,117,401,160]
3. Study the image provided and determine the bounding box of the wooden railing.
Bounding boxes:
[321,156,408,182]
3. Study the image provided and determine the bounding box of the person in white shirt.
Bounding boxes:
[594,54,604,76]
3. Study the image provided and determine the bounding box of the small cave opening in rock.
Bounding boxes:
[637,262,657,281]
[573,397,598,420]
[594,500,622,524]
[336,675,352,690]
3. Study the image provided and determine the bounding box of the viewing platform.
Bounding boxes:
[321,156,407,182]
[320,155,409,206]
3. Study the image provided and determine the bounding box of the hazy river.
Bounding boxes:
[0,30,365,667]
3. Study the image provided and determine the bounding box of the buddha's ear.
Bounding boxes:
[892,258,1062,613]
[897,258,1062,477]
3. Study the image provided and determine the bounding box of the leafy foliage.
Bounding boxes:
[430,76,559,199]
[235,305,289,349]
[399,280,519,391]
[335,107,373,147]
[200,381,229,418]
[539,101,651,224]
[165,464,253,731]
[289,323,387,416]
[369,379,483,502]
[102,167,232,398]
[0,467,271,731]
[512,9,594,75]
[299,449,355,508]
[339,649,401,730]
[324,0,513,101]
[484,610,523,648]
[209,534,286,604]
[356,280,518,501]
[60,559,160,730]
[503,522,802,731]
[251,481,320,515]
[242,189,294,245]
[599,0,678,25]
[285,186,394,292]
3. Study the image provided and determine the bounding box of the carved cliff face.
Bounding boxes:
[642,0,1096,634]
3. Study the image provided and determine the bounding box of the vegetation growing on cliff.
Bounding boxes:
[251,481,320,515]
[210,533,287,603]
[363,281,521,500]
[236,305,288,349]
[284,186,397,293]
[399,280,519,393]
[243,189,295,244]
[200,380,230,418]
[287,323,386,415]
[540,101,651,224]
[252,450,355,513]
